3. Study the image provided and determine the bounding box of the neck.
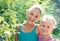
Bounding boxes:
[42,34,51,40]
[24,21,34,28]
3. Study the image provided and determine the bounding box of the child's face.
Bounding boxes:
[26,9,40,24]
[40,21,54,35]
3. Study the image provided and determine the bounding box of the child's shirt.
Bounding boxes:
[18,24,38,41]
[38,34,54,41]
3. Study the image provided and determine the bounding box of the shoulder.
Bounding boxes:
[16,24,20,31]
[35,24,40,30]
[35,24,40,27]
[35,24,40,35]
[36,24,40,29]
[36,24,40,30]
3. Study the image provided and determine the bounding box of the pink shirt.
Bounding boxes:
[38,34,54,41]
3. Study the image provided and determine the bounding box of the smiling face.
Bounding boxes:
[26,9,41,24]
[40,21,55,35]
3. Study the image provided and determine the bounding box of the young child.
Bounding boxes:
[39,14,59,41]
[15,5,42,41]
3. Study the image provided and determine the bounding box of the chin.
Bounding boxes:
[42,33,48,35]
[28,21,34,24]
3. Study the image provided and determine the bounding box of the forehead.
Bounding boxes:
[30,9,41,15]
[41,21,54,26]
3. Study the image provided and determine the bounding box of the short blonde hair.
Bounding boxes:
[41,14,57,28]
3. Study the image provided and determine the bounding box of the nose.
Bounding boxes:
[31,16,35,19]
[43,27,47,30]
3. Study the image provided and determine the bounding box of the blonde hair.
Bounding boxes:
[29,5,42,14]
[41,14,57,28]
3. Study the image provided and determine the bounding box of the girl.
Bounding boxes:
[39,14,59,41]
[15,5,42,41]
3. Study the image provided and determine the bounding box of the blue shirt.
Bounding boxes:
[18,24,38,41]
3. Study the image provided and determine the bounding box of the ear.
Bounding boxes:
[26,9,29,15]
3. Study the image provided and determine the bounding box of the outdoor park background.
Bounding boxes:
[0,0,60,41]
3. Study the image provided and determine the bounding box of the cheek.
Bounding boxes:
[34,18,37,21]
[48,28,53,33]
[32,18,38,22]
[41,27,44,32]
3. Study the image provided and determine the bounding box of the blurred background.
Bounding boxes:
[0,0,60,41]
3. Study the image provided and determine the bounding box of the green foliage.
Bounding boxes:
[0,0,60,41]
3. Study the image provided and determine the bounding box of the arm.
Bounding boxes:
[15,24,20,41]
[36,24,40,35]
